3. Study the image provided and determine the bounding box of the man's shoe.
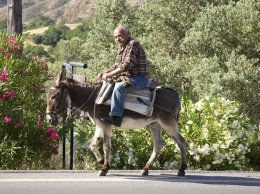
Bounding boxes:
[101,115,122,127]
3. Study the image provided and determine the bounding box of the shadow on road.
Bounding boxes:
[108,173,260,187]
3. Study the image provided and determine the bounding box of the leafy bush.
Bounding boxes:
[35,24,71,46]
[0,18,7,33]
[23,45,47,58]
[0,33,60,169]
[71,95,253,171]
[180,95,254,170]
[23,16,55,31]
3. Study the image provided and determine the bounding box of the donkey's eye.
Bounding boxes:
[51,94,57,100]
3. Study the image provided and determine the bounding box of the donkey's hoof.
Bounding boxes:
[177,170,185,176]
[141,170,149,176]
[98,170,107,176]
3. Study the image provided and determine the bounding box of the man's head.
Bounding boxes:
[113,26,130,48]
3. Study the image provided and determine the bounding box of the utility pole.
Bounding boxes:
[7,0,22,35]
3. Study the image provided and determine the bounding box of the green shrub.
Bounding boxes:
[71,95,254,171]
[0,33,60,169]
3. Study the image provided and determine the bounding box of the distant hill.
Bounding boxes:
[0,0,146,24]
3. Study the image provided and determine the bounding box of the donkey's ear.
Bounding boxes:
[55,66,66,87]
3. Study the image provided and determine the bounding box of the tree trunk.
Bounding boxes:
[7,0,22,35]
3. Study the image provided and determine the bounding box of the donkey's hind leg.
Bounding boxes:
[161,120,187,176]
[141,122,163,176]
[90,127,104,165]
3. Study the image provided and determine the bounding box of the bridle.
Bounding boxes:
[47,83,98,124]
[46,86,68,121]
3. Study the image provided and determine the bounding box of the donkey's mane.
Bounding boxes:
[64,78,102,91]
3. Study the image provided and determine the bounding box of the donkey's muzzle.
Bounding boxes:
[46,112,59,126]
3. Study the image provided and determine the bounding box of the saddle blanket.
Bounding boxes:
[95,81,156,117]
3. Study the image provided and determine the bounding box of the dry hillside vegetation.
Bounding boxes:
[0,0,147,23]
[23,23,80,35]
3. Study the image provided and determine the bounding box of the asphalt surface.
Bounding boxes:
[0,170,259,194]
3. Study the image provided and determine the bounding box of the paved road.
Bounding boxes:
[0,170,259,194]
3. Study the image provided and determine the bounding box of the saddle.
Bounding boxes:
[95,80,159,117]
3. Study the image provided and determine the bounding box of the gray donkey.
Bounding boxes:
[46,66,187,176]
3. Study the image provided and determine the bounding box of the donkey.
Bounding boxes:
[46,67,187,176]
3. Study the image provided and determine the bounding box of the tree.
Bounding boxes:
[180,0,260,122]
[41,24,70,46]
[23,45,47,58]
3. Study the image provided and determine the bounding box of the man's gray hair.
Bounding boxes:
[115,25,129,34]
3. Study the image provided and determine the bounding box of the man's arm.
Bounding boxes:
[101,68,123,81]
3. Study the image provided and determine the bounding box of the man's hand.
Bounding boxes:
[101,72,111,81]
[97,73,103,80]
[97,68,122,81]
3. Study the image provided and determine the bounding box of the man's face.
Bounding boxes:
[113,27,129,48]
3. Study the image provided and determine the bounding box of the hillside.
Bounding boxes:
[0,0,146,24]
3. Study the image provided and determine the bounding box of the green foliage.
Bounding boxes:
[180,95,253,170]
[35,24,71,46]
[32,35,43,44]
[134,0,205,58]
[246,139,260,170]
[72,96,253,170]
[55,37,86,63]
[23,45,47,58]
[66,20,92,40]
[23,16,55,31]
[0,18,7,33]
[181,0,260,61]
[179,0,260,121]
[0,34,60,169]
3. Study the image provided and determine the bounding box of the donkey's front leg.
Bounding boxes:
[98,129,112,176]
[90,127,104,165]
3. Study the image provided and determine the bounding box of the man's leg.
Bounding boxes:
[110,76,149,116]
[102,76,148,127]
[110,82,125,117]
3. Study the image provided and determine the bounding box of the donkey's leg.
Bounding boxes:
[90,127,104,165]
[98,128,112,176]
[161,119,187,176]
[141,122,163,176]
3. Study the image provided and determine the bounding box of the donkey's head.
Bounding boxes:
[46,67,71,126]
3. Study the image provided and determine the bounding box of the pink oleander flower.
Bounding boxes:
[46,126,59,141]
[3,117,11,123]
[32,83,36,88]
[2,69,8,75]
[47,127,55,135]
[5,89,14,98]
[51,145,56,150]
[50,132,59,141]
[0,75,7,82]
[53,150,59,155]
[13,44,18,51]
[0,69,8,82]
[14,123,21,129]
[37,120,42,125]
[8,37,16,44]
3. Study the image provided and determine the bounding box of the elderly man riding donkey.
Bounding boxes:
[46,26,187,176]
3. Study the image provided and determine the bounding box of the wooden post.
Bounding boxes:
[7,0,22,35]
